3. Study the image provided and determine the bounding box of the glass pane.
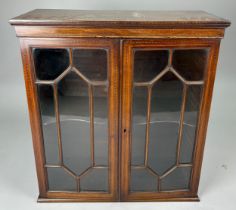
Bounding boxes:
[47,167,77,191]
[38,85,59,164]
[131,87,147,165]
[133,50,169,82]
[58,71,91,176]
[80,168,108,191]
[94,86,108,166]
[34,47,110,193]
[148,72,183,175]
[160,167,192,191]
[130,167,158,192]
[172,49,209,81]
[33,48,69,80]
[73,49,107,81]
[130,47,207,193]
[180,85,203,163]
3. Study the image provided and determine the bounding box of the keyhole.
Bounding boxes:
[124,129,127,133]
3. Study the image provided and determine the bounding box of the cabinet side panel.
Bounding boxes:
[19,39,48,197]
[120,43,133,200]
[190,40,221,193]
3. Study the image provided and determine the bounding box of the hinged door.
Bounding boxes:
[20,38,119,201]
[121,39,220,201]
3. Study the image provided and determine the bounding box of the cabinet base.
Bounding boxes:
[37,195,200,202]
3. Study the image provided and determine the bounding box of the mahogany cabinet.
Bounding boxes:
[10,9,230,202]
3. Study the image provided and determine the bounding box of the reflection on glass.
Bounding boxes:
[73,49,107,81]
[160,167,191,191]
[134,50,168,82]
[148,72,183,175]
[38,85,59,164]
[173,49,208,81]
[33,48,69,80]
[180,85,203,163]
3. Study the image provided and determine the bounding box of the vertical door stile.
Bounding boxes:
[88,84,95,167]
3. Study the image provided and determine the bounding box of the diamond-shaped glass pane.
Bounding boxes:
[58,71,91,175]
[148,72,183,175]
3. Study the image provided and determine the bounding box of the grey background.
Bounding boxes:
[0,0,235,209]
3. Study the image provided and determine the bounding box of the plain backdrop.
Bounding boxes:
[0,1,236,210]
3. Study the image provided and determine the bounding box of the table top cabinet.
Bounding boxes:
[10,9,230,202]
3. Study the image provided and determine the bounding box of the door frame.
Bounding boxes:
[120,38,220,201]
[20,38,120,202]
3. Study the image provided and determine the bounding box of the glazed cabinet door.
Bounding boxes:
[21,38,119,201]
[121,39,220,201]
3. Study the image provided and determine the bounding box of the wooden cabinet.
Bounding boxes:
[10,9,230,202]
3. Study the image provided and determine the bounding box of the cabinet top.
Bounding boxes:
[9,9,230,28]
